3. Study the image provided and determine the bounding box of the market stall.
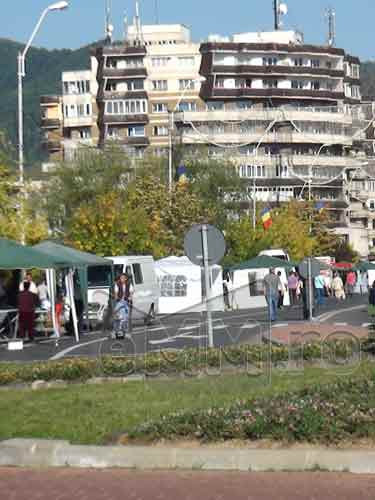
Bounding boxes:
[155,256,224,314]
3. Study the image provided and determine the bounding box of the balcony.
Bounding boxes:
[200,84,345,102]
[174,107,353,125]
[97,90,147,102]
[178,130,353,147]
[40,118,61,129]
[101,67,147,79]
[232,154,359,169]
[40,95,60,105]
[63,116,93,128]
[212,65,344,78]
[44,140,61,152]
[102,114,149,125]
[104,136,150,147]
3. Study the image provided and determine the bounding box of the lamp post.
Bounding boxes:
[17,1,68,243]
[168,76,206,192]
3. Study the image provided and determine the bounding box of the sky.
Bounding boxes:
[1,0,374,60]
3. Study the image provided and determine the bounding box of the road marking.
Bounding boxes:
[272,323,289,328]
[362,323,371,328]
[50,337,106,361]
[178,324,201,331]
[317,304,364,323]
[148,338,175,345]
[334,322,348,326]
[240,323,260,330]
[213,325,228,330]
[145,326,167,333]
[179,335,207,340]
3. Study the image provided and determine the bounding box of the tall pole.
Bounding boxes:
[17,53,25,245]
[252,177,256,229]
[202,225,214,348]
[274,0,280,30]
[168,110,173,193]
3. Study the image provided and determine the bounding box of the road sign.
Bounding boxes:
[299,258,321,279]
[184,224,226,267]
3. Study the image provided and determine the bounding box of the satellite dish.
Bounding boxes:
[279,3,288,15]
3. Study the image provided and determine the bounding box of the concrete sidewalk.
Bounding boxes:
[2,439,375,474]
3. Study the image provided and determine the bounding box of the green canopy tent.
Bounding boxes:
[228,255,295,272]
[33,241,113,341]
[0,237,62,270]
[354,261,375,272]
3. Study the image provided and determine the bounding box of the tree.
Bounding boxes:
[67,175,213,257]
[332,240,359,263]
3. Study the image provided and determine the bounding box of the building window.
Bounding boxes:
[128,125,145,137]
[106,59,118,68]
[63,80,90,95]
[239,165,265,178]
[351,86,361,99]
[105,99,147,115]
[152,103,168,113]
[152,80,168,91]
[207,101,224,111]
[276,164,289,177]
[351,64,360,79]
[291,80,304,89]
[79,128,91,139]
[294,58,304,66]
[151,57,170,67]
[126,57,144,68]
[107,126,119,139]
[236,100,252,110]
[263,57,278,66]
[235,78,251,88]
[179,79,195,91]
[263,79,278,89]
[126,79,144,91]
[153,126,169,136]
[312,81,321,90]
[311,59,320,68]
[215,77,225,88]
[106,82,117,92]
[177,101,197,112]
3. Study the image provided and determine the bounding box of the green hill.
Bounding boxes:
[0,38,375,166]
[0,38,93,165]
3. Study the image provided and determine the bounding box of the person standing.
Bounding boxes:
[277,271,285,309]
[17,281,37,341]
[287,271,298,306]
[332,272,345,300]
[346,270,357,298]
[314,274,326,306]
[263,268,280,322]
[19,272,38,295]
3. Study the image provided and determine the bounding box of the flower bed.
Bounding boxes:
[127,376,375,445]
[0,338,363,387]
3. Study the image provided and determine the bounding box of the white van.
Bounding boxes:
[87,255,159,325]
[258,248,291,262]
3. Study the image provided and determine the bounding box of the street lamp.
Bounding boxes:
[17,1,69,243]
[168,76,206,192]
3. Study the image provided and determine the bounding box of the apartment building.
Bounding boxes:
[41,68,98,167]
[40,24,375,256]
[94,24,202,157]
[173,30,368,253]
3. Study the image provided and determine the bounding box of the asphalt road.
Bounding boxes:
[0,295,369,363]
[1,469,375,500]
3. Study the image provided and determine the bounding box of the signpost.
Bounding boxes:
[299,258,321,321]
[184,224,226,348]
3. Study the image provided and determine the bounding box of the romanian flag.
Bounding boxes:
[261,207,272,230]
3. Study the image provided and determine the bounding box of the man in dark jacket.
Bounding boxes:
[18,281,37,341]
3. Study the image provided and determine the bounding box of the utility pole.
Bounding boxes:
[252,177,256,229]
[273,0,280,30]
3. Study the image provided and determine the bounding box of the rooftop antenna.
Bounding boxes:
[273,0,288,30]
[105,0,114,44]
[134,0,144,44]
[154,0,159,24]
[325,7,336,47]
[124,11,128,41]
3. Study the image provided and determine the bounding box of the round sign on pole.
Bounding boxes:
[184,224,226,267]
[299,258,321,279]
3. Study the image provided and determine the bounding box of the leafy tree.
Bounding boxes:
[332,240,359,263]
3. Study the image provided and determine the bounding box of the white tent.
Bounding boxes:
[155,256,224,314]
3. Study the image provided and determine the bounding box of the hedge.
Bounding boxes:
[127,376,375,444]
[0,338,364,386]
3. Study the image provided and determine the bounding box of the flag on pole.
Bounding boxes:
[261,207,272,230]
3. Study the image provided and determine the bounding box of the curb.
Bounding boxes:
[2,439,375,473]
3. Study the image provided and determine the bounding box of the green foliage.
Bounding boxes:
[332,240,359,263]
[128,374,375,444]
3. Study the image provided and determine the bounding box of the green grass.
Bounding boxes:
[0,363,372,445]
